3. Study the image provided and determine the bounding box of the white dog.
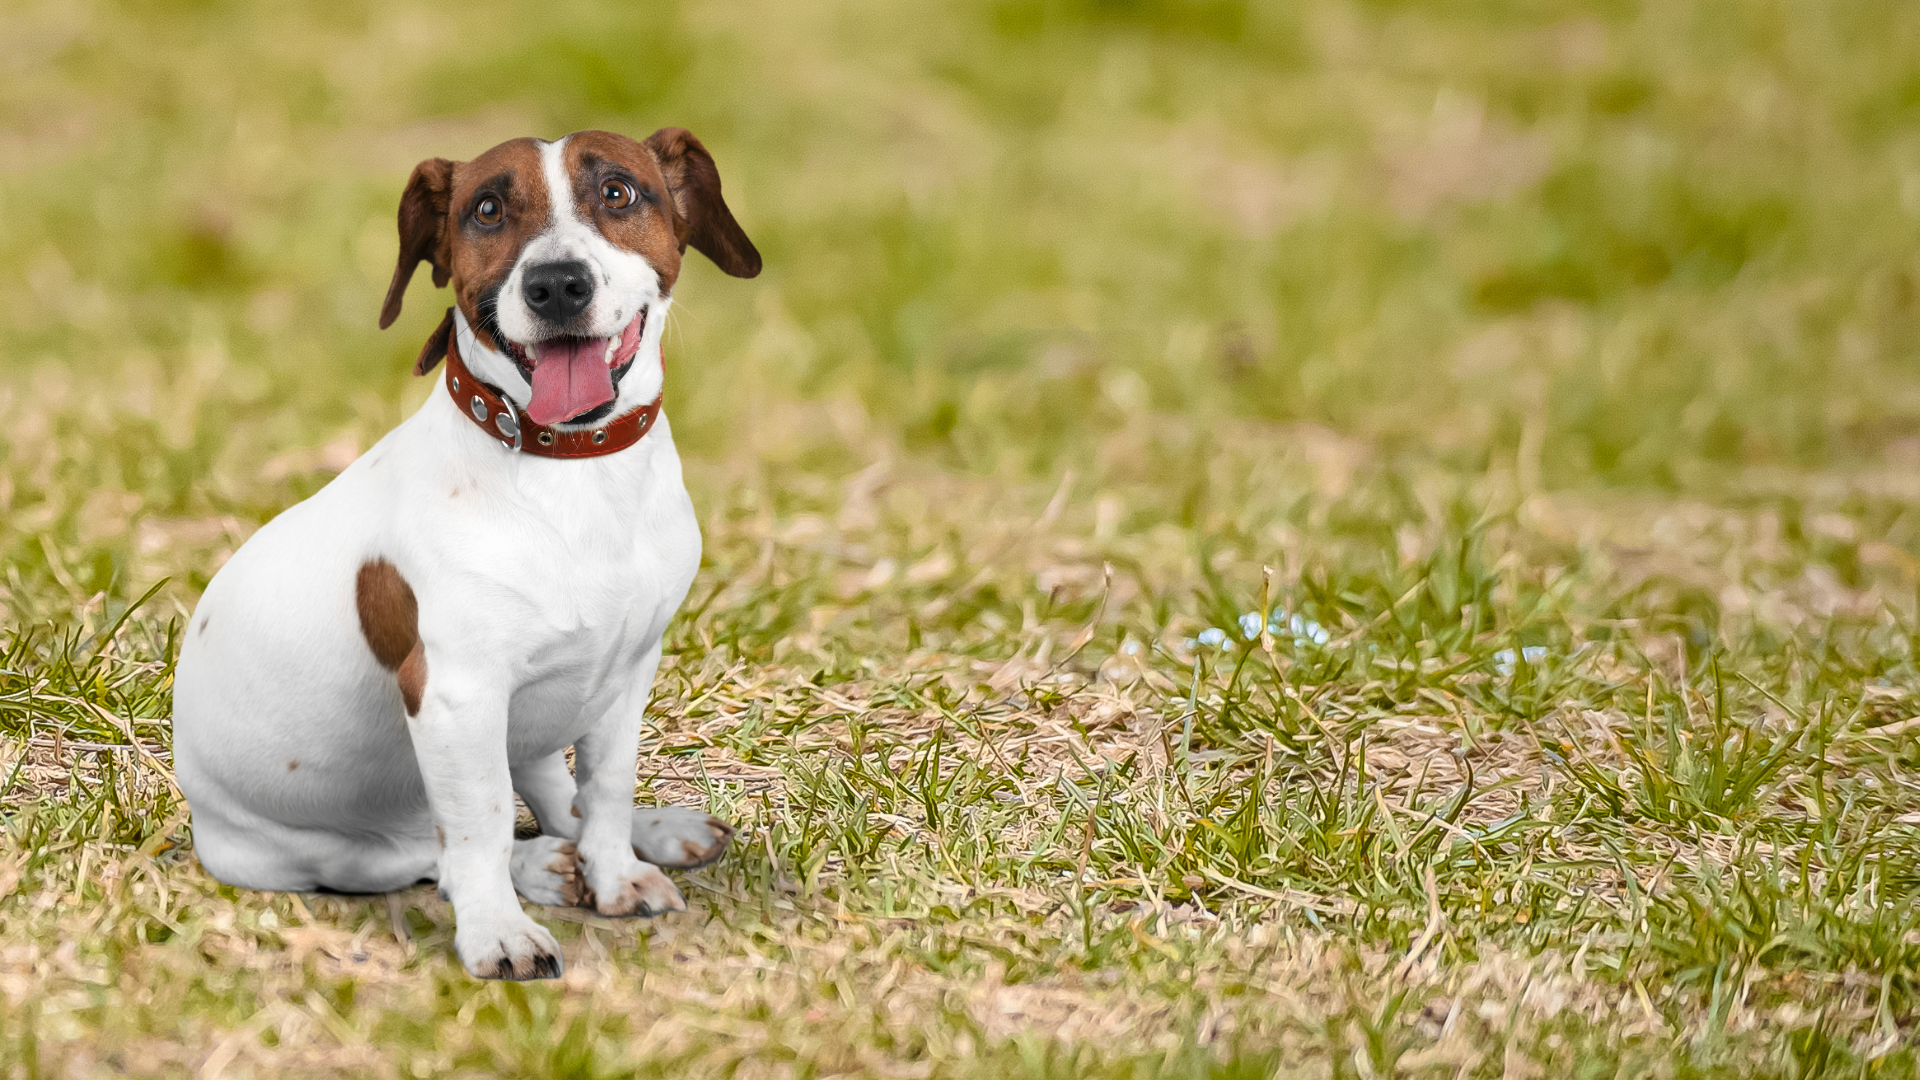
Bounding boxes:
[172,129,759,979]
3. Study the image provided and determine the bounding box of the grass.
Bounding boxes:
[5,0,1920,1074]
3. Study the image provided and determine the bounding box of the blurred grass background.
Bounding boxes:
[8,0,1920,594]
[8,0,1920,1075]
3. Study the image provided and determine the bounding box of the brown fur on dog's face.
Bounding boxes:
[378,129,759,371]
[442,137,551,351]
[557,131,688,296]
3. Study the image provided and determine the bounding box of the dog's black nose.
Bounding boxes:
[521,261,594,324]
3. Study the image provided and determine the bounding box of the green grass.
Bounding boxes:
[6,0,1920,1075]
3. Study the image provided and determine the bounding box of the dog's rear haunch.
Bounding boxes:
[172,129,757,980]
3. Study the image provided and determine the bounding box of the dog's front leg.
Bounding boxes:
[410,664,564,979]
[570,643,687,917]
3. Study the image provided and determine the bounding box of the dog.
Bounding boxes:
[171,128,761,979]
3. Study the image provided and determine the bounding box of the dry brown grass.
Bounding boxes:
[10,0,1920,1073]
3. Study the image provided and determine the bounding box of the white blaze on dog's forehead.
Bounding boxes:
[537,136,590,259]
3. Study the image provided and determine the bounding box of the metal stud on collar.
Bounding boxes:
[537,431,555,447]
[469,395,488,422]
[494,410,519,440]
[451,376,460,392]
[592,430,608,445]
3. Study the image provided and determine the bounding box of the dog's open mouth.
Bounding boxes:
[501,309,647,426]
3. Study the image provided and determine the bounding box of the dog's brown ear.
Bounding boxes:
[643,128,761,279]
[379,158,456,329]
[415,307,454,376]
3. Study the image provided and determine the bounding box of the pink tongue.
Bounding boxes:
[526,338,615,425]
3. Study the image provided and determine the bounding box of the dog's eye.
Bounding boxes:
[474,198,503,226]
[600,180,635,210]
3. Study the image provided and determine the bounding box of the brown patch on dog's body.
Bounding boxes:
[355,559,427,716]
[355,560,417,667]
[398,646,428,716]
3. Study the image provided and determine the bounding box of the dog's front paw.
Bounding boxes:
[454,912,564,980]
[509,835,591,907]
[586,858,687,918]
[631,806,735,869]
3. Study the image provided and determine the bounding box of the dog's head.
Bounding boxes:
[379,129,759,427]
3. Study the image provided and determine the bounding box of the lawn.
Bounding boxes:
[5,0,1920,1075]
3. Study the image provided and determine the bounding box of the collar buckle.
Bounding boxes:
[494,407,523,452]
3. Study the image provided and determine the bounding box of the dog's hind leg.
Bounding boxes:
[191,802,439,894]
[630,806,734,870]
[511,752,582,841]
[511,750,734,870]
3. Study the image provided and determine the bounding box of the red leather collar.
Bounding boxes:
[443,332,661,458]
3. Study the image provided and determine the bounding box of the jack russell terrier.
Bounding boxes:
[172,128,760,979]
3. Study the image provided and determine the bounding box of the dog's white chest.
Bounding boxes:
[410,435,700,752]
[503,515,697,751]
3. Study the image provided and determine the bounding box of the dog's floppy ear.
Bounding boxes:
[379,157,456,330]
[415,307,454,376]
[643,128,761,279]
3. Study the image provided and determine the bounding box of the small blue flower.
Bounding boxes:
[1197,627,1229,647]
[1287,614,1331,646]
[1236,610,1332,647]
[1494,646,1549,675]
